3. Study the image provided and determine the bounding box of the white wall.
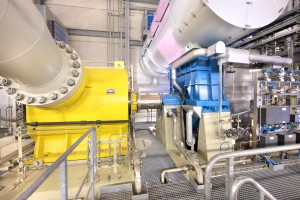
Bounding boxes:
[45,0,161,85]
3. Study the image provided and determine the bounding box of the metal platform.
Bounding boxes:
[100,125,300,200]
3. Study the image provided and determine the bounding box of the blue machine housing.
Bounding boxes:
[147,12,154,30]
[161,94,182,106]
[173,57,230,113]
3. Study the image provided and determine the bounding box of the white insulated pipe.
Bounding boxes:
[160,166,189,184]
[0,0,63,88]
[141,0,289,77]
[249,54,293,65]
[0,0,84,107]
[186,109,194,147]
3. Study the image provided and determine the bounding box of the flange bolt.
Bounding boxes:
[59,86,68,94]
[71,53,78,60]
[26,96,35,104]
[15,93,24,101]
[67,79,75,86]
[37,96,47,104]
[49,92,58,100]
[72,61,81,68]
[65,45,73,54]
[72,70,80,77]
[6,87,16,95]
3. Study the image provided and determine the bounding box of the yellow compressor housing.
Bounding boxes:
[26,67,129,162]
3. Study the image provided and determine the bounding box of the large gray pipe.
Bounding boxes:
[140,0,289,77]
[0,0,84,107]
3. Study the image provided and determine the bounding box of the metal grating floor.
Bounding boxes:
[136,128,187,188]
[100,125,300,200]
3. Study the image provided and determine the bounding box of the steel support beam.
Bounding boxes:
[231,16,300,48]
[245,26,300,49]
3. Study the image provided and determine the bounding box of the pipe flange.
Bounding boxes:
[186,150,198,159]
[2,40,84,107]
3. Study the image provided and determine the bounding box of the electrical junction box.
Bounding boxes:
[277,133,296,145]
[258,106,290,124]
[290,114,300,123]
[259,134,278,148]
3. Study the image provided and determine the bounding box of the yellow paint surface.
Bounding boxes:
[26,67,129,162]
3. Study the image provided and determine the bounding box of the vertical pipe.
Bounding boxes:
[171,69,184,98]
[117,0,120,60]
[218,61,223,135]
[252,72,258,149]
[120,1,124,61]
[133,158,142,194]
[60,159,68,200]
[107,0,110,66]
[108,0,112,67]
[112,0,115,63]
[124,0,130,68]
[89,129,97,199]
[186,109,194,147]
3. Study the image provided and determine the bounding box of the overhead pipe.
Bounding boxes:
[249,54,293,65]
[140,0,289,78]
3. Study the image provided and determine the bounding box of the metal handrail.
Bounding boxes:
[229,176,276,200]
[16,126,97,200]
[204,144,300,200]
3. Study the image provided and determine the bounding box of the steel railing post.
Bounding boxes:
[60,159,68,200]
[225,157,234,200]
[89,128,97,199]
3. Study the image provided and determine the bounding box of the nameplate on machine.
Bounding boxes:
[106,88,115,94]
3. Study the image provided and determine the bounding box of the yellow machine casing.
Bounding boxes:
[26,67,129,162]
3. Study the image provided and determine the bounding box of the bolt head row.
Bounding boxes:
[49,92,58,100]
[65,45,73,54]
[37,96,47,103]
[71,53,78,60]
[6,87,16,94]
[0,77,11,86]
[5,41,81,105]
[73,61,81,68]
[72,70,80,77]
[57,41,66,49]
[59,86,68,94]
[15,93,24,101]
